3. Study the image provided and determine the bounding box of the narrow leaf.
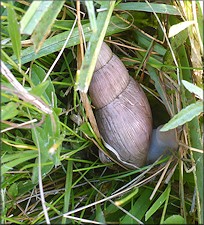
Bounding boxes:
[31,113,61,183]
[145,185,171,221]
[169,21,195,38]
[1,102,19,120]
[182,80,203,100]
[20,1,53,35]
[31,0,65,52]
[146,65,170,112]
[115,2,180,15]
[1,150,37,164]
[85,1,97,32]
[160,101,203,131]
[2,151,38,175]
[30,81,50,98]
[30,65,57,107]
[7,1,21,65]
[95,204,106,224]
[61,161,73,224]
[115,188,139,206]
[121,188,152,223]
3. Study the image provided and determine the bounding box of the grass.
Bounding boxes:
[1,0,203,224]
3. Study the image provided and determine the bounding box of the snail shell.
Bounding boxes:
[89,42,153,169]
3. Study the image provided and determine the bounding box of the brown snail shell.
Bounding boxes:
[89,42,153,169]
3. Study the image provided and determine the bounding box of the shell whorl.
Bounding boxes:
[89,43,130,109]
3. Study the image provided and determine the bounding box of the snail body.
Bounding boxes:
[147,125,178,164]
[89,42,178,169]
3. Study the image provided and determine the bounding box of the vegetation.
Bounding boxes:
[1,0,203,224]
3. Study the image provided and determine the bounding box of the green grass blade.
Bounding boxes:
[146,65,170,111]
[61,160,73,224]
[85,1,97,32]
[2,151,38,175]
[145,184,171,221]
[76,0,116,92]
[95,204,106,224]
[121,188,152,223]
[31,0,65,52]
[7,1,21,66]
[115,2,180,15]
[115,188,139,206]
[20,1,52,35]
[1,150,37,164]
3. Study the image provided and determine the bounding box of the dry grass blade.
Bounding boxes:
[1,61,52,114]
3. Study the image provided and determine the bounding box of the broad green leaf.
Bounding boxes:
[61,161,73,224]
[30,64,57,107]
[78,122,94,138]
[17,181,35,196]
[30,81,50,98]
[20,1,53,35]
[115,2,180,15]
[31,113,61,183]
[160,101,203,131]
[31,0,65,52]
[1,82,15,103]
[168,21,195,38]
[1,102,19,120]
[53,107,62,116]
[76,1,116,92]
[8,183,18,198]
[182,80,203,100]
[162,215,185,224]
[7,1,21,65]
[145,185,171,221]
[95,204,106,224]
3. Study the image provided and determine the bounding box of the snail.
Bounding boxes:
[88,42,178,169]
